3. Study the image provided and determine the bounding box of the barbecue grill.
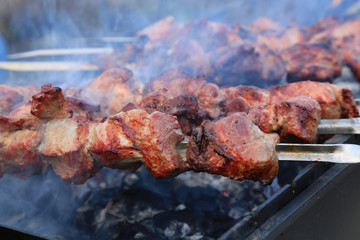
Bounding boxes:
[1,1,360,240]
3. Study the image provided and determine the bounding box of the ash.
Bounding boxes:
[0,165,282,240]
[71,167,280,240]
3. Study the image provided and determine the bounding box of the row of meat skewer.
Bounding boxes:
[0,68,358,184]
[98,16,360,87]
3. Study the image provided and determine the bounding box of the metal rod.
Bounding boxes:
[276,143,360,163]
[179,141,360,164]
[317,117,360,134]
[0,61,100,71]
[7,48,114,60]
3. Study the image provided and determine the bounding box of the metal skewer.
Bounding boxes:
[317,118,360,134]
[276,143,360,164]
[178,141,360,164]
[0,61,100,71]
[7,48,114,60]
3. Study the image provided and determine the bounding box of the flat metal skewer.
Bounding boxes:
[0,61,100,71]
[276,143,360,164]
[317,117,360,134]
[7,48,114,60]
[179,141,360,164]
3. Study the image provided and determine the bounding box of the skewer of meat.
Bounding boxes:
[0,84,279,185]
[1,68,358,143]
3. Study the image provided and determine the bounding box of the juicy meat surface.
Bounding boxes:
[38,118,101,184]
[196,80,358,122]
[208,44,286,86]
[269,81,359,119]
[281,43,342,83]
[0,129,45,178]
[221,85,270,115]
[0,83,189,183]
[0,83,290,184]
[248,96,321,143]
[187,113,279,184]
[197,83,224,119]
[140,89,206,135]
[31,84,69,119]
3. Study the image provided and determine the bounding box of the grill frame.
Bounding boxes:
[220,135,360,240]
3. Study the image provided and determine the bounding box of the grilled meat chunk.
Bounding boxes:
[197,83,223,119]
[281,43,342,83]
[208,43,286,87]
[269,81,359,119]
[188,113,279,184]
[140,89,206,135]
[31,84,69,119]
[38,118,101,184]
[221,85,270,115]
[248,96,321,143]
[0,129,45,178]
[196,80,358,123]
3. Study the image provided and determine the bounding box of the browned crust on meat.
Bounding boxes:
[187,113,279,184]
[248,96,321,143]
[31,84,69,119]
[281,43,342,83]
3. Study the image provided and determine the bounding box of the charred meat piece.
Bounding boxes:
[221,85,270,115]
[248,96,321,143]
[188,113,279,184]
[281,43,342,83]
[140,89,206,135]
[119,110,187,178]
[208,44,286,87]
[269,81,359,119]
[197,80,358,121]
[31,84,69,119]
[197,83,224,119]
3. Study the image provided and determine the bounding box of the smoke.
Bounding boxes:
[1,0,358,87]
[0,0,359,239]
